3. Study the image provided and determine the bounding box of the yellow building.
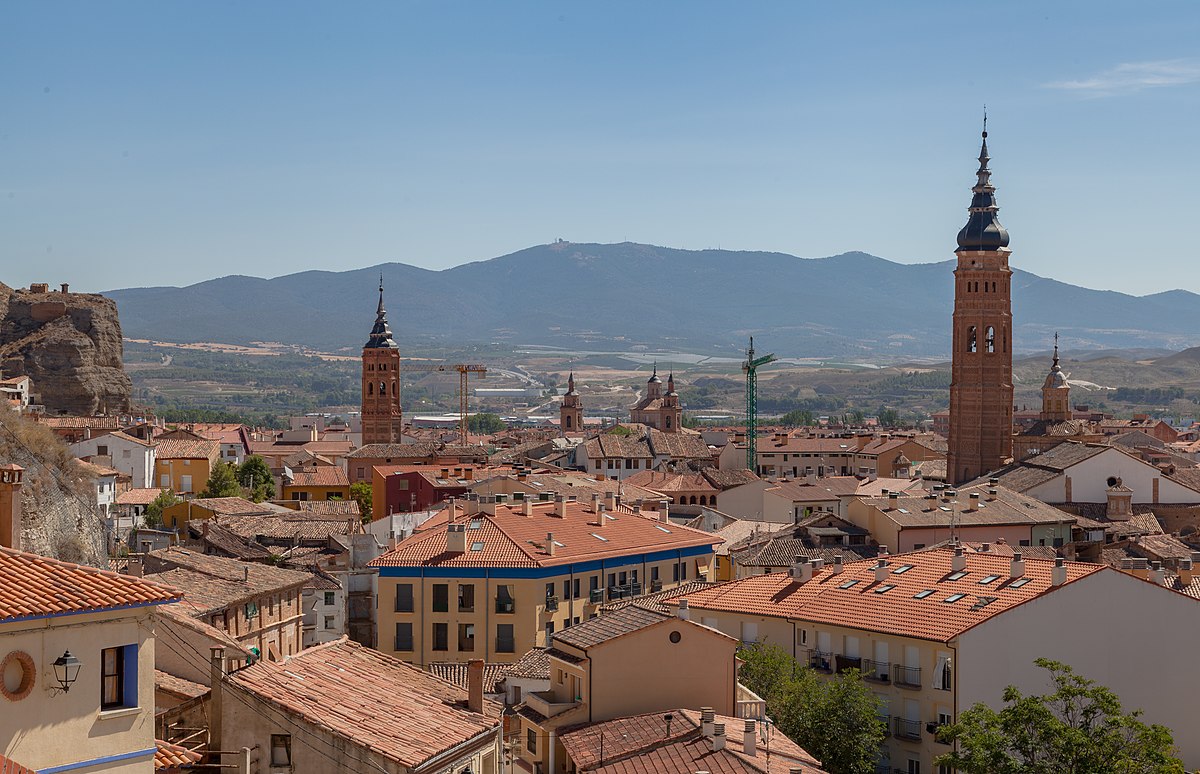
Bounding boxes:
[368,492,720,666]
[153,434,220,495]
[1,545,181,773]
[511,604,744,774]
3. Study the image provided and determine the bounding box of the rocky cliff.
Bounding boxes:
[0,282,133,414]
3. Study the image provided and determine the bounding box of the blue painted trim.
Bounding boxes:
[39,747,155,773]
[0,599,176,625]
[121,643,138,710]
[377,544,715,579]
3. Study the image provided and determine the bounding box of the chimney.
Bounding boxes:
[1179,558,1194,586]
[447,523,467,553]
[242,565,249,583]
[1009,552,1025,580]
[742,720,757,756]
[0,464,24,551]
[791,557,813,583]
[659,500,671,523]
[1130,557,1149,580]
[596,502,606,526]
[604,490,616,511]
[209,647,226,751]
[952,546,967,572]
[677,599,690,620]
[464,493,480,516]
[60,282,69,294]
[467,658,485,714]
[874,558,889,583]
[1150,561,1166,586]
[968,492,980,510]
[555,494,568,518]
[832,554,844,574]
[987,488,998,500]
[710,722,726,752]
[701,707,715,737]
[878,544,888,558]
[1051,557,1068,587]
[980,542,991,553]
[546,532,556,557]
[521,498,534,516]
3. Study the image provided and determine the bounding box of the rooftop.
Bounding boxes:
[284,466,349,488]
[0,546,180,623]
[860,483,1074,528]
[155,437,220,461]
[225,638,499,769]
[145,547,311,616]
[552,605,669,650]
[500,647,551,680]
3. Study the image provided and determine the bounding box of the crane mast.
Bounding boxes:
[742,337,776,472]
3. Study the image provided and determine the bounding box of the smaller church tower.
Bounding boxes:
[560,372,583,434]
[1041,334,1071,422]
[661,372,683,433]
[361,278,403,445]
[645,365,663,400]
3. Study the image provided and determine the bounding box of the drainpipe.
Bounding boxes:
[548,729,556,774]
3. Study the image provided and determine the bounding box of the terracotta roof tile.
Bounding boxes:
[500,647,551,680]
[155,438,220,460]
[0,754,37,774]
[226,638,500,768]
[154,739,203,769]
[117,487,167,506]
[427,661,508,693]
[155,669,209,700]
[552,605,668,649]
[145,548,310,615]
[0,546,180,622]
[676,547,1105,642]
[188,497,274,516]
[285,466,349,488]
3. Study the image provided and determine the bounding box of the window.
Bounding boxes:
[590,575,599,592]
[528,728,537,755]
[432,623,448,651]
[496,585,515,613]
[573,578,580,598]
[545,582,555,599]
[838,579,860,590]
[545,621,554,638]
[324,615,335,629]
[432,584,448,613]
[497,623,515,653]
[395,583,414,612]
[244,601,259,621]
[944,593,966,603]
[470,541,484,551]
[874,584,896,594]
[680,562,687,580]
[607,573,616,589]
[914,589,935,599]
[907,760,921,774]
[394,622,413,651]
[101,646,126,709]
[978,574,1001,585]
[967,325,977,353]
[459,623,475,651]
[651,566,660,581]
[324,591,335,606]
[986,326,995,353]
[458,584,475,613]
[947,571,968,581]
[97,445,109,456]
[892,564,914,575]
[271,734,292,767]
[563,580,572,600]
[1010,577,1032,588]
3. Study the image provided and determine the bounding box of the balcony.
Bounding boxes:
[588,588,604,605]
[606,582,642,601]
[892,664,921,689]
[862,659,891,682]
[735,682,768,721]
[808,650,833,673]
[875,714,891,738]
[495,599,515,614]
[544,596,559,613]
[524,690,580,720]
[650,579,663,593]
[835,655,862,674]
[892,717,922,741]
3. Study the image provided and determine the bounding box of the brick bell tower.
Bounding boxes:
[560,372,583,434]
[948,122,1014,485]
[361,277,402,445]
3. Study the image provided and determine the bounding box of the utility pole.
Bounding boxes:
[742,337,777,472]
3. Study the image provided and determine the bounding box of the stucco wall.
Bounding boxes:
[1025,447,1200,504]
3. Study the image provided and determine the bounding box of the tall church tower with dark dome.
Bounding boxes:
[361,278,403,445]
[948,125,1014,484]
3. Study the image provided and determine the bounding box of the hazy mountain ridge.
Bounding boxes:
[105,242,1200,359]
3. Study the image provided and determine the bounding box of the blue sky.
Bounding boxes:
[3,2,1198,294]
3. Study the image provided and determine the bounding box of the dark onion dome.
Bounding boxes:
[365,279,399,349]
[1043,338,1068,389]
[565,372,578,396]
[648,364,662,384]
[956,131,1010,252]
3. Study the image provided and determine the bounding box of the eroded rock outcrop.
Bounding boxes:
[0,282,133,415]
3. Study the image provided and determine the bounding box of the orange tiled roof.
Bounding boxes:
[155,438,220,461]
[187,497,274,516]
[286,466,349,488]
[226,638,499,768]
[155,669,209,700]
[0,546,180,622]
[40,415,124,429]
[117,487,167,506]
[145,548,310,615]
[154,739,202,769]
[0,755,37,774]
[624,470,717,494]
[369,500,720,569]
[673,547,1105,642]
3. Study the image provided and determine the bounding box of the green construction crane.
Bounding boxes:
[742,336,776,471]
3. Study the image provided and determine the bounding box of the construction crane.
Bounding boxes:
[742,337,776,472]
[400,363,488,445]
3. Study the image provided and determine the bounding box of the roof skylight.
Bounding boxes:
[874,584,896,594]
[1010,577,1032,588]
[470,541,484,551]
[654,525,672,533]
[892,564,914,575]
[838,579,860,590]
[913,589,935,599]
[947,571,968,581]
[590,533,609,542]
[978,574,1001,585]
[468,519,482,530]
[944,593,966,603]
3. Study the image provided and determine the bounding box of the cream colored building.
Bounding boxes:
[674,546,1200,772]
[513,604,746,774]
[1,545,180,773]
[369,492,720,666]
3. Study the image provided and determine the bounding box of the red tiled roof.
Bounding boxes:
[624,470,718,494]
[0,547,180,622]
[117,487,167,506]
[188,497,274,516]
[0,755,36,774]
[156,438,220,460]
[155,669,209,700]
[674,547,1105,642]
[369,500,720,569]
[285,466,349,488]
[145,548,310,615]
[226,638,499,768]
[154,739,202,769]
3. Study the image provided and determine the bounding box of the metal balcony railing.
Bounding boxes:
[588,588,604,604]
[808,650,833,673]
[835,655,862,674]
[893,717,922,741]
[606,582,643,601]
[861,659,891,682]
[875,714,891,738]
[650,579,663,592]
[892,664,921,688]
[544,596,559,613]
[495,599,515,614]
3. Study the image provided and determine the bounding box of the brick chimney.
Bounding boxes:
[209,647,226,752]
[709,722,726,751]
[0,464,24,551]
[743,719,757,756]
[676,599,689,620]
[1051,557,1068,587]
[467,658,485,714]
[700,707,715,737]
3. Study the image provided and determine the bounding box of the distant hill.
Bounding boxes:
[104,242,1200,360]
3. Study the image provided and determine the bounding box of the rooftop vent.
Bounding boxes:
[952,547,967,573]
[1010,552,1025,580]
[1051,557,1067,587]
[874,558,889,583]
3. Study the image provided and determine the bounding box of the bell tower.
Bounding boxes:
[560,372,583,434]
[948,121,1014,484]
[1041,334,1071,421]
[361,278,403,445]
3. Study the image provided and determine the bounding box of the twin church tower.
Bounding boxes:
[358,125,1019,483]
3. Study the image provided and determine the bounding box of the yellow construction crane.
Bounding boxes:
[401,363,488,445]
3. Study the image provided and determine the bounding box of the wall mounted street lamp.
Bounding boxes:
[52,651,82,692]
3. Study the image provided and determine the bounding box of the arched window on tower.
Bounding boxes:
[967,326,977,353]
[380,382,386,395]
[1002,326,1008,353]
[986,326,995,353]
[565,415,572,429]
[367,383,374,396]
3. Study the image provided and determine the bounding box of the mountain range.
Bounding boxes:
[105,242,1200,360]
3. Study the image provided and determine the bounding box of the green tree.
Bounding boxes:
[350,481,373,521]
[143,489,181,529]
[877,406,901,427]
[467,412,507,434]
[200,461,243,498]
[779,408,815,427]
[739,644,885,774]
[237,455,275,502]
[936,658,1183,774]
